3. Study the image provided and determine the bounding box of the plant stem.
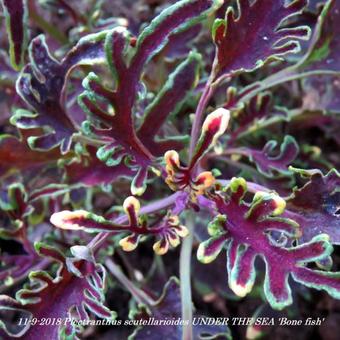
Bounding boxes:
[236,109,302,140]
[188,65,231,160]
[189,79,214,158]
[87,192,180,252]
[105,258,155,306]
[181,61,225,340]
[216,156,265,182]
[218,148,250,157]
[27,0,68,45]
[180,213,194,340]
[239,67,340,105]
[218,179,271,193]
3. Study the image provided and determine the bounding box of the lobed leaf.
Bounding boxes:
[198,178,340,309]
[64,146,134,186]
[0,243,115,339]
[50,197,188,255]
[248,135,299,177]
[299,0,339,71]
[0,254,37,286]
[137,52,201,156]
[226,90,273,144]
[213,0,310,77]
[13,32,107,154]
[79,0,222,194]
[133,0,223,69]
[299,0,340,113]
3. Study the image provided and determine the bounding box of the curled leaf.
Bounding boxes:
[0,243,115,339]
[13,32,107,154]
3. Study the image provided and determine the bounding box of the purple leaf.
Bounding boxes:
[247,135,299,177]
[79,0,222,194]
[64,146,134,186]
[50,197,189,255]
[0,134,64,177]
[197,178,340,309]
[164,24,203,61]
[226,90,273,144]
[213,0,310,77]
[285,169,340,244]
[13,32,107,154]
[133,0,223,70]
[137,52,201,156]
[0,295,30,337]
[300,0,339,71]
[79,29,155,194]
[0,254,37,284]
[0,243,116,339]
[221,135,299,178]
[0,181,69,222]
[0,183,28,216]
[300,0,340,112]
[1,0,28,70]
[197,232,229,264]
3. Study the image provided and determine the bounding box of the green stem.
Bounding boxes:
[237,109,302,140]
[188,49,229,160]
[180,213,194,340]
[28,0,68,45]
[188,79,214,158]
[105,258,155,306]
[88,193,180,252]
[218,179,272,193]
[239,67,340,105]
[216,156,264,182]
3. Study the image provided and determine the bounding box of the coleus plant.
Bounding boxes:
[0,0,339,339]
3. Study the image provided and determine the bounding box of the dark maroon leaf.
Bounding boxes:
[64,146,134,186]
[137,52,201,156]
[300,0,339,71]
[1,0,28,70]
[0,134,64,177]
[300,0,340,112]
[285,169,340,244]
[226,90,273,144]
[79,0,221,194]
[13,32,107,154]
[0,243,115,339]
[198,178,340,309]
[213,0,310,77]
[247,136,299,177]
